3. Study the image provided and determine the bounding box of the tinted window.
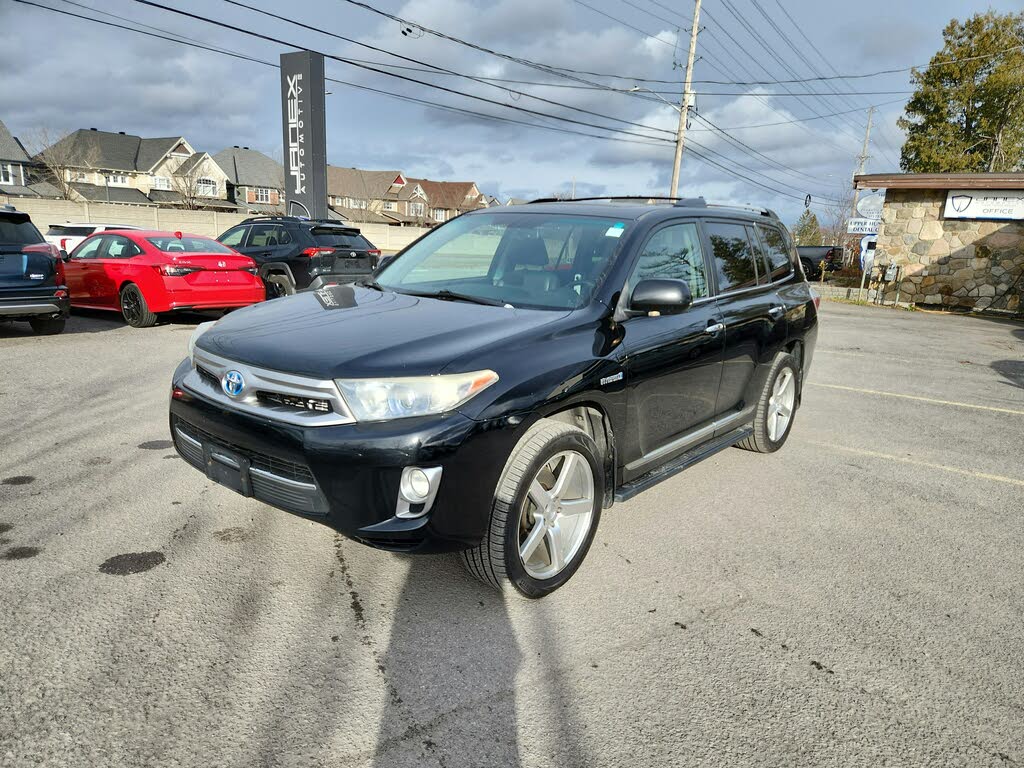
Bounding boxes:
[71,236,103,259]
[0,216,43,245]
[102,235,141,259]
[46,225,94,237]
[219,226,248,247]
[630,222,708,299]
[311,228,366,248]
[746,225,772,285]
[248,224,287,247]
[146,236,233,254]
[706,221,757,292]
[757,225,793,281]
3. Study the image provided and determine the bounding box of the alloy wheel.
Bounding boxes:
[121,289,142,325]
[767,368,795,442]
[518,450,595,580]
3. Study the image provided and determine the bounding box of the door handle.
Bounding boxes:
[768,306,785,319]
[705,322,725,335]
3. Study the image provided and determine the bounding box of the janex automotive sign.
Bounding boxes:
[944,190,1024,221]
[280,51,328,219]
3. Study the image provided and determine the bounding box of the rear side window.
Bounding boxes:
[219,226,248,247]
[705,221,758,292]
[102,235,142,259]
[0,216,44,245]
[630,222,709,299]
[756,225,794,281]
[248,224,290,247]
[46,225,94,237]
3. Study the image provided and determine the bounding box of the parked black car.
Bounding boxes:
[217,216,380,297]
[797,245,843,280]
[0,204,69,335]
[171,198,819,597]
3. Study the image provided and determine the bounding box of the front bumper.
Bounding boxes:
[169,359,528,552]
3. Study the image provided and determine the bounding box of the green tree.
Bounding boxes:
[899,11,1024,173]
[792,210,822,245]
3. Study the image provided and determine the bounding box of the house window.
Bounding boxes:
[0,164,13,185]
[254,187,272,203]
[409,202,425,217]
[383,201,397,211]
[196,178,217,196]
[153,176,171,190]
[347,198,367,209]
[433,208,446,222]
[105,174,129,186]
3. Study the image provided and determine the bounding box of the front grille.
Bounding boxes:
[256,390,332,414]
[173,417,314,484]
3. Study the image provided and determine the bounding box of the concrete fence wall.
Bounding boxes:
[2,196,431,251]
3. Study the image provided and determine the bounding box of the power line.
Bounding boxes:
[571,0,676,47]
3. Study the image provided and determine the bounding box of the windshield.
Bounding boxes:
[375,212,630,309]
[147,236,234,254]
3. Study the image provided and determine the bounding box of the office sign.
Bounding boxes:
[280,51,328,219]
[944,190,1024,220]
[856,192,885,220]
[847,217,879,235]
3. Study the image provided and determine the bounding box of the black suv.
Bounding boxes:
[0,205,69,335]
[171,198,819,597]
[217,216,380,297]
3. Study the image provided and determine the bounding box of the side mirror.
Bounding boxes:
[629,278,693,316]
[60,249,70,262]
[373,254,395,274]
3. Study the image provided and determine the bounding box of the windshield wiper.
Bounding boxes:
[401,289,507,307]
[355,278,384,291]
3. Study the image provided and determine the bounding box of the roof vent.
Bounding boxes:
[89,127,97,131]
[233,145,239,148]
[243,146,249,150]
[118,131,125,135]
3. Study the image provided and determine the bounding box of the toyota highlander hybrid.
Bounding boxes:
[170,198,819,597]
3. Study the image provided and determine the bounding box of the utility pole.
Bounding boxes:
[669,0,701,198]
[855,105,874,296]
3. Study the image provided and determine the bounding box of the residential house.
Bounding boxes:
[506,197,529,206]
[408,179,489,224]
[0,119,34,196]
[36,128,234,209]
[326,167,430,225]
[213,146,286,214]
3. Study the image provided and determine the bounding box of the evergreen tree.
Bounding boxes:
[792,210,822,245]
[899,11,1024,172]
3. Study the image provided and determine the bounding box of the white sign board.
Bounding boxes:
[944,190,1024,220]
[856,193,885,220]
[847,217,879,234]
[860,235,876,272]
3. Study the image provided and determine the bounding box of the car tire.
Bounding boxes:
[264,273,295,299]
[119,284,158,328]
[736,352,800,454]
[29,316,66,335]
[801,259,818,280]
[461,418,603,598]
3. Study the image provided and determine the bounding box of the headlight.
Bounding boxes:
[188,320,216,362]
[335,370,498,422]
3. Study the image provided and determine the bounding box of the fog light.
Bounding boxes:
[396,466,442,519]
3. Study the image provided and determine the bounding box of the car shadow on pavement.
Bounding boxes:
[990,327,1024,391]
[370,555,524,767]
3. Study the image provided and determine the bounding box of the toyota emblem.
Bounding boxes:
[222,370,245,397]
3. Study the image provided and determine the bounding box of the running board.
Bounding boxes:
[614,426,753,502]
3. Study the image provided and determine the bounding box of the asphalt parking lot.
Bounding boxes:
[1,301,1023,767]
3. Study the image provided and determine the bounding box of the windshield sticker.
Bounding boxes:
[605,223,625,238]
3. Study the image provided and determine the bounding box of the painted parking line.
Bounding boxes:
[808,382,1024,416]
[806,441,1024,488]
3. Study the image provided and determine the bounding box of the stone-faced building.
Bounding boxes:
[855,173,1024,314]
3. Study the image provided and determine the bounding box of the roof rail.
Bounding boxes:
[704,203,779,219]
[527,195,685,204]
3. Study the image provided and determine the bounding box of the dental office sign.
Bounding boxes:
[280,51,328,219]
[943,190,1024,221]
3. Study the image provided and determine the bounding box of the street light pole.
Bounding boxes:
[670,0,702,198]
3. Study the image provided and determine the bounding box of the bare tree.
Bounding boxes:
[171,168,203,210]
[820,182,858,259]
[25,126,100,200]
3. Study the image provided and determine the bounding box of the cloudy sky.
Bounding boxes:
[1,0,1020,223]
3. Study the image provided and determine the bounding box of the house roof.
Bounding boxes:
[212,147,283,188]
[0,120,30,163]
[327,167,405,200]
[41,129,184,173]
[70,183,154,205]
[854,173,1024,190]
[146,189,240,210]
[407,179,481,210]
[506,197,528,205]
[173,152,208,177]
[329,205,393,224]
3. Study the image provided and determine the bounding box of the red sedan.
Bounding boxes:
[64,230,265,327]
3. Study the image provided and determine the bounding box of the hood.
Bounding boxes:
[196,285,571,379]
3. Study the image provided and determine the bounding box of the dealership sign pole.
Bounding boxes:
[280,51,329,220]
